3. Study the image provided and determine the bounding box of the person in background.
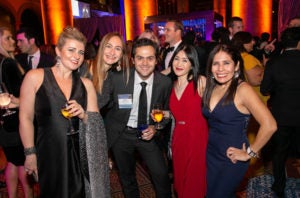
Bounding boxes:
[105,38,172,198]
[138,29,163,72]
[19,26,110,197]
[165,44,208,197]
[182,30,206,75]
[259,32,271,50]
[288,16,300,27]
[138,29,160,46]
[227,16,244,40]
[78,42,97,78]
[231,31,269,104]
[261,27,300,197]
[0,26,33,198]
[161,19,184,75]
[202,44,276,197]
[15,27,55,72]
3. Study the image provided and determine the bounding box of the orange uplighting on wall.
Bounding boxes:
[214,0,227,25]
[232,0,272,36]
[41,0,73,44]
[124,0,157,40]
[124,0,133,40]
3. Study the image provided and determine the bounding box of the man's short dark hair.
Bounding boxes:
[167,19,184,37]
[17,27,40,46]
[280,27,300,48]
[132,38,159,59]
[227,16,243,28]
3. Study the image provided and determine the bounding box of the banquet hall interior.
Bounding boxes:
[0,0,300,197]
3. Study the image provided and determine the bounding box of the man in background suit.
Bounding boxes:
[160,19,183,75]
[261,27,300,197]
[105,38,172,198]
[15,27,55,72]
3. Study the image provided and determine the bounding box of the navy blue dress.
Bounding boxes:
[202,97,250,198]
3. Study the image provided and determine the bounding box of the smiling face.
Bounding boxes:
[103,36,123,67]
[55,38,85,70]
[1,29,15,53]
[211,51,239,86]
[132,45,157,80]
[172,50,191,79]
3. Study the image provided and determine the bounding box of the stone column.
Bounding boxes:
[123,0,158,40]
[40,0,73,44]
[232,0,272,37]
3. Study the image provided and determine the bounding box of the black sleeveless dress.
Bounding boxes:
[35,68,87,198]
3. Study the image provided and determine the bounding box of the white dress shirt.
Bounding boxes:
[127,71,154,128]
[28,50,41,69]
[164,40,182,69]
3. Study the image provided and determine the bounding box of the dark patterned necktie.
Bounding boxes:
[28,55,34,69]
[138,82,147,126]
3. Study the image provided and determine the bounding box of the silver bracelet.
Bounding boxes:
[247,147,258,158]
[24,147,37,156]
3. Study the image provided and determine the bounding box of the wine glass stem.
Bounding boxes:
[68,119,75,133]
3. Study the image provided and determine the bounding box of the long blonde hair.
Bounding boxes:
[0,26,14,58]
[92,32,129,94]
[0,26,24,75]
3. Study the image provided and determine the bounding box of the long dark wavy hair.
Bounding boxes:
[202,44,245,109]
[169,44,200,93]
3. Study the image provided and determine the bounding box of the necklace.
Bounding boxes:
[175,81,188,92]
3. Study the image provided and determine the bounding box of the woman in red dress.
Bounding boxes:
[168,44,208,197]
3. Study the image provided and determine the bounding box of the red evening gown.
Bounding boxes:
[170,81,208,198]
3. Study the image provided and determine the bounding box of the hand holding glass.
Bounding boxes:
[153,104,163,130]
[0,83,16,116]
[61,103,76,135]
[137,124,148,140]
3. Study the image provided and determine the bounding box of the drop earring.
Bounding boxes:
[234,71,239,79]
[56,56,61,67]
[116,61,121,71]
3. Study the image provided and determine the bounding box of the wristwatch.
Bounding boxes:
[247,147,258,158]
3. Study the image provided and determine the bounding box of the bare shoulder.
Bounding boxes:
[235,81,264,114]
[80,77,95,92]
[236,81,254,95]
[23,68,44,87]
[81,77,93,86]
[80,77,98,111]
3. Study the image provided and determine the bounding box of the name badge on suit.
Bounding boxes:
[118,94,132,109]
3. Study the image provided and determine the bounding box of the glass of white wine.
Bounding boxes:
[153,104,163,130]
[61,103,76,135]
[0,83,16,117]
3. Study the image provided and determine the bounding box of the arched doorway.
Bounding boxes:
[0,6,16,32]
[19,9,44,45]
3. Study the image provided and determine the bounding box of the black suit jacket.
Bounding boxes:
[105,68,172,148]
[15,52,55,72]
[161,41,184,70]
[260,50,300,126]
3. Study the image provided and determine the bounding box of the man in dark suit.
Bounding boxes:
[15,27,55,72]
[105,38,172,198]
[261,27,300,197]
[160,19,183,75]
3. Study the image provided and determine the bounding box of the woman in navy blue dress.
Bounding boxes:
[202,44,277,197]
